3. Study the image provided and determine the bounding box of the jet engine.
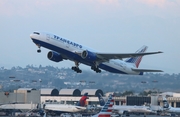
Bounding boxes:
[118,110,129,116]
[118,110,124,115]
[47,51,63,62]
[81,50,97,61]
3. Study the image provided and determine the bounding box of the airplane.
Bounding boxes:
[92,94,114,117]
[162,97,180,114]
[30,31,163,75]
[98,94,155,117]
[43,93,89,116]
[43,94,114,117]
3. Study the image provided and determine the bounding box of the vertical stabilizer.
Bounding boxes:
[92,94,114,117]
[163,97,170,109]
[98,93,105,106]
[125,46,148,68]
[76,92,89,107]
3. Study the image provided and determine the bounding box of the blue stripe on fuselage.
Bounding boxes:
[32,39,128,74]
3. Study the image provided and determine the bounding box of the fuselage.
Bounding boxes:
[45,104,86,113]
[30,32,141,75]
[113,105,154,113]
[165,107,180,113]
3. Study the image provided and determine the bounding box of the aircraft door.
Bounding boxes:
[46,34,50,41]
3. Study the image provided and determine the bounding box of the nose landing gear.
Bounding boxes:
[36,44,41,53]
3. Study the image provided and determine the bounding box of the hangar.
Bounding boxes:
[59,89,81,96]
[81,89,103,96]
[41,88,104,105]
[40,88,59,96]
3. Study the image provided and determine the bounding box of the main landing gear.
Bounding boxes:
[72,61,82,73]
[72,66,82,73]
[91,66,101,73]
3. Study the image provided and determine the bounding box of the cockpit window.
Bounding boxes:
[33,32,40,35]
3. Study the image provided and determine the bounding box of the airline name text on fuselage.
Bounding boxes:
[54,35,82,48]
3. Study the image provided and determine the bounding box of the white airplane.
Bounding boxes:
[98,94,155,116]
[30,32,163,75]
[92,94,114,117]
[44,93,88,116]
[43,94,113,117]
[163,97,180,114]
[113,105,155,116]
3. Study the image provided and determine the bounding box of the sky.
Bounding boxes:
[0,0,180,74]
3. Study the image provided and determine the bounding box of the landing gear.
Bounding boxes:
[72,66,82,73]
[91,66,101,73]
[36,44,41,53]
[72,61,82,73]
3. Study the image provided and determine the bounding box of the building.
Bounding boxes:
[1,88,180,110]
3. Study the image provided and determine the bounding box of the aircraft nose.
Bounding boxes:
[30,34,34,39]
[30,32,40,39]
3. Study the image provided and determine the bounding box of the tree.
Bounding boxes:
[122,90,134,96]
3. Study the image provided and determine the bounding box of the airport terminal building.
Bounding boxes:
[0,88,180,110]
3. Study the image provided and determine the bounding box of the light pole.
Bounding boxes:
[80,80,86,89]
[9,76,15,92]
[89,81,95,88]
[152,80,158,95]
[13,79,20,103]
[32,80,37,89]
[39,79,42,89]
[141,81,147,96]
[9,77,21,103]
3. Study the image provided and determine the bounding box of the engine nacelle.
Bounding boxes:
[118,110,129,116]
[47,51,63,62]
[118,110,124,115]
[81,50,97,61]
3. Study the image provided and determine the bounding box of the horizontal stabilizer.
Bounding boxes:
[132,68,163,72]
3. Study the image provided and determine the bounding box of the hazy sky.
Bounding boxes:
[0,0,180,74]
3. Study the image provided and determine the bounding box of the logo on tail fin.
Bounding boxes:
[125,46,148,68]
[98,94,114,117]
[163,97,169,109]
[98,93,105,106]
[76,92,88,107]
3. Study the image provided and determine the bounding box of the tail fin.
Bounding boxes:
[163,97,170,109]
[93,94,114,117]
[125,46,148,68]
[76,92,89,107]
[98,93,105,106]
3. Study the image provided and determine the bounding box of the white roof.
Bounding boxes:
[81,89,102,96]
[40,88,58,95]
[60,89,75,95]
[17,88,36,91]
[59,89,81,96]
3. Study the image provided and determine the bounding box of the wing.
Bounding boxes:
[132,68,163,72]
[96,51,163,60]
